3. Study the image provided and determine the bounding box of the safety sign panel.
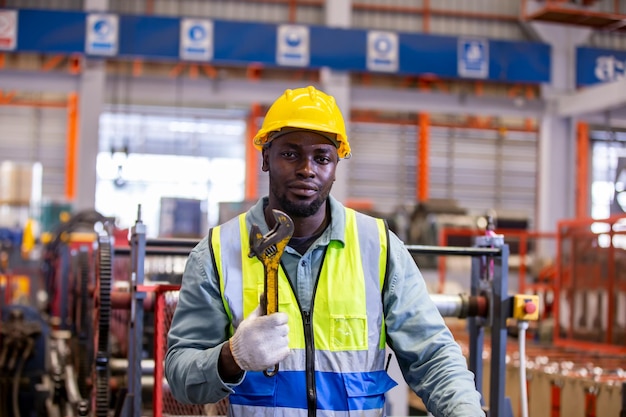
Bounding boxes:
[576,47,626,86]
[0,10,18,51]
[85,13,118,56]
[367,31,398,72]
[180,19,213,61]
[276,24,309,67]
[458,38,488,79]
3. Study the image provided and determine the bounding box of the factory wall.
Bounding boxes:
[1,0,625,236]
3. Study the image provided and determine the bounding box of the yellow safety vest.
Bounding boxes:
[209,207,397,417]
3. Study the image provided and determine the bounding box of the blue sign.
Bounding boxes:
[7,9,551,84]
[458,38,488,79]
[577,46,626,86]
[180,19,212,61]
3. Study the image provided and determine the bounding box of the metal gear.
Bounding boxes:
[94,233,112,417]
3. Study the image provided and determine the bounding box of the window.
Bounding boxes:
[95,107,246,237]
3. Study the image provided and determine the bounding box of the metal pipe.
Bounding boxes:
[246,103,262,200]
[114,238,200,256]
[432,294,466,318]
[109,375,155,391]
[406,245,501,256]
[110,291,155,310]
[142,238,199,248]
[430,294,489,318]
[417,113,429,202]
[350,113,539,133]
[65,93,78,201]
[576,122,589,218]
[114,247,193,256]
[109,358,154,375]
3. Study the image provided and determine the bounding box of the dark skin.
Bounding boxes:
[219,130,340,381]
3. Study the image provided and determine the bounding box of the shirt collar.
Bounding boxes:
[247,195,347,247]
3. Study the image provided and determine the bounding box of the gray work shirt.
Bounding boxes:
[165,195,484,417]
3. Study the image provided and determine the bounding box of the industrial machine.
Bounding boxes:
[0,209,114,417]
[1,206,623,417]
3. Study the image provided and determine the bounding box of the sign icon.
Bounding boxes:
[0,10,18,51]
[458,38,488,79]
[180,19,213,61]
[277,25,309,67]
[367,31,398,72]
[85,14,118,56]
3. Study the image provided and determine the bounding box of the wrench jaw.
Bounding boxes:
[248,224,264,259]
[248,210,294,261]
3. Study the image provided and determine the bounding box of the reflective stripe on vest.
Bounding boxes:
[210,207,397,415]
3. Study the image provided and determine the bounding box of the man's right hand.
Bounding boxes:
[229,304,290,372]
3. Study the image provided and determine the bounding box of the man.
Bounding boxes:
[165,86,485,416]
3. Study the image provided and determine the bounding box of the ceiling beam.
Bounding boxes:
[556,77,626,118]
[0,69,546,118]
[0,70,79,93]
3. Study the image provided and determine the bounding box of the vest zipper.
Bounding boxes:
[304,249,325,417]
[302,310,316,417]
[282,250,325,417]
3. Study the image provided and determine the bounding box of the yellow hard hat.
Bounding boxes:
[253,86,351,158]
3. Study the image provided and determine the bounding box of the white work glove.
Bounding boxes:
[229,304,290,372]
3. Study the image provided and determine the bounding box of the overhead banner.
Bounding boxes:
[85,13,118,56]
[0,10,18,51]
[276,24,309,67]
[367,31,398,73]
[458,37,488,79]
[8,9,551,84]
[180,19,213,61]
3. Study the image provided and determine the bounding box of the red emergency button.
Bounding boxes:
[513,294,539,320]
[524,300,537,314]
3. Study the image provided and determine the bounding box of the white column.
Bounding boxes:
[322,0,352,204]
[75,0,108,210]
[321,68,351,204]
[532,23,590,242]
[537,115,576,234]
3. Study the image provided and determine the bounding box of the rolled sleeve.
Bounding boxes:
[165,238,240,404]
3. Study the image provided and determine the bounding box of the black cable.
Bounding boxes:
[9,337,35,417]
[7,348,18,374]
[11,339,33,417]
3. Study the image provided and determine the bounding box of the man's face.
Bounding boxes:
[262,130,339,218]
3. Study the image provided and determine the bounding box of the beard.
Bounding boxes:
[270,182,330,218]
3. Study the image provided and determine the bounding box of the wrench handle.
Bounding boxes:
[264,266,279,315]
[263,263,280,378]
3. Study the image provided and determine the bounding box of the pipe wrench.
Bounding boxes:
[248,209,294,377]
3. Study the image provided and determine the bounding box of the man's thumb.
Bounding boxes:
[247,303,264,319]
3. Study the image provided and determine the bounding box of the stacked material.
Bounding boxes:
[0,161,42,206]
[452,332,626,417]
[511,344,624,417]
